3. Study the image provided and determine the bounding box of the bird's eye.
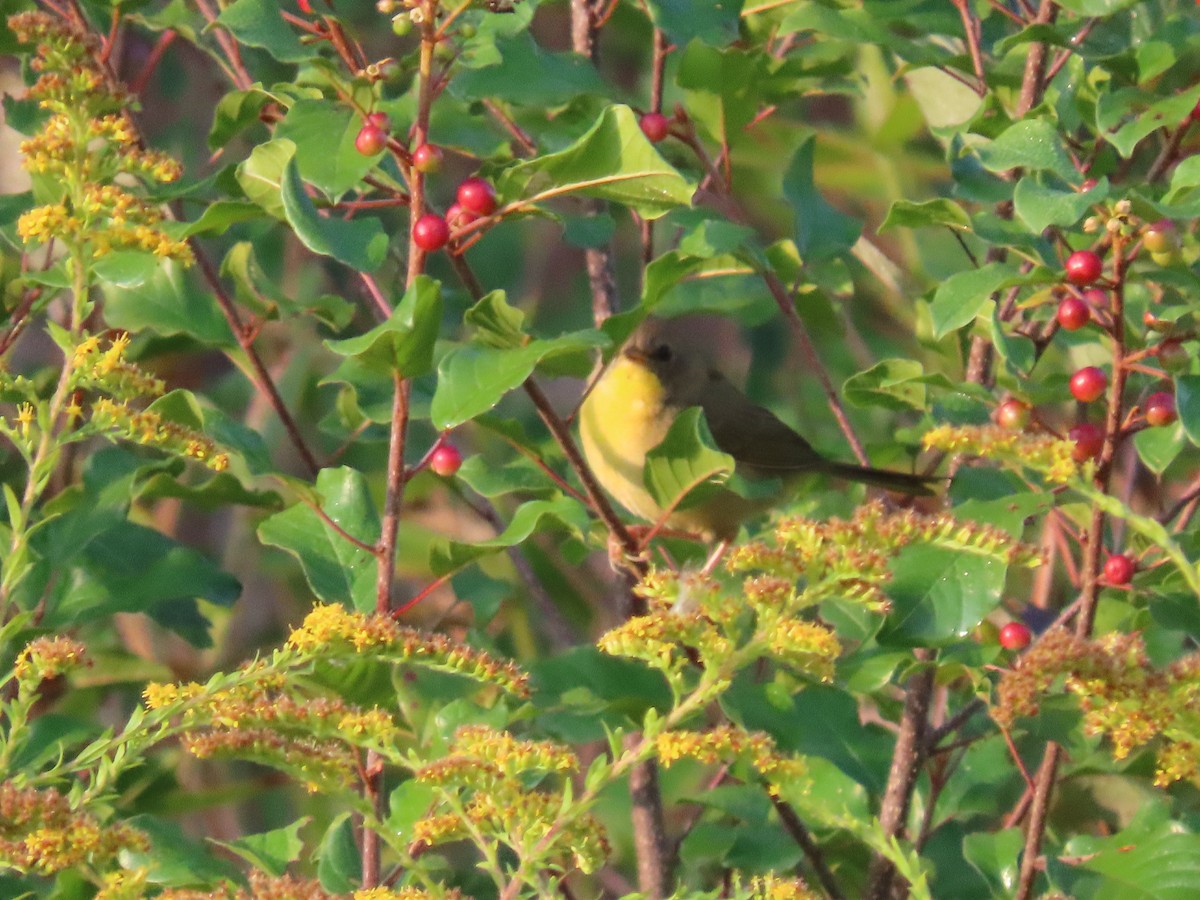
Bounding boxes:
[649,343,673,362]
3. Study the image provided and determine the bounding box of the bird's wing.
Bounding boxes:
[697,374,827,473]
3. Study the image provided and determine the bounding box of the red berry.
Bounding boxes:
[1069,422,1104,462]
[639,111,670,143]
[1144,390,1177,427]
[1065,250,1103,286]
[1082,288,1109,310]
[456,177,497,216]
[1056,297,1090,331]
[429,443,462,477]
[412,143,443,174]
[999,621,1031,650]
[1079,178,1098,191]
[995,399,1032,431]
[367,112,391,132]
[355,123,387,156]
[412,213,450,251]
[1069,366,1107,403]
[1103,553,1135,586]
[1157,340,1189,373]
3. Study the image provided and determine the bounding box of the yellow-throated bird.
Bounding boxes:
[579,315,935,549]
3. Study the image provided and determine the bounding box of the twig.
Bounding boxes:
[864,654,935,899]
[770,795,845,900]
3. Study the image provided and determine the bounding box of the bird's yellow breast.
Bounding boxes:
[579,357,766,540]
[579,357,674,524]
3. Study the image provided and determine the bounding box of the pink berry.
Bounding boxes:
[995,399,1031,431]
[429,443,462,477]
[1157,340,1188,372]
[999,621,1031,650]
[1082,288,1109,310]
[1069,423,1104,462]
[367,112,391,132]
[1056,297,1090,331]
[355,123,387,156]
[412,143,443,174]
[1104,553,1135,586]
[1065,250,1103,286]
[1144,391,1177,427]
[1070,366,1107,403]
[456,177,497,216]
[412,213,450,251]
[639,111,670,142]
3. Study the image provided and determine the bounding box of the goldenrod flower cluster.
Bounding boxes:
[70,332,166,401]
[90,397,230,471]
[923,423,1082,483]
[144,666,399,792]
[995,629,1200,786]
[0,781,147,875]
[736,873,820,900]
[655,725,807,794]
[12,635,88,683]
[110,870,463,899]
[8,12,191,264]
[286,603,529,697]
[412,726,607,875]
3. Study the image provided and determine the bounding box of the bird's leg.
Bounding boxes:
[700,539,730,576]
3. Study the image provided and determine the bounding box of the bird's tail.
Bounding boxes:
[825,462,941,497]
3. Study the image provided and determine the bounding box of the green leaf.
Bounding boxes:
[878,544,1007,646]
[257,468,380,613]
[385,781,439,842]
[976,119,1077,181]
[208,87,271,150]
[452,31,608,107]
[499,105,695,220]
[216,0,315,63]
[928,262,1015,339]
[676,42,763,143]
[1134,421,1186,475]
[317,815,360,893]
[462,290,526,349]
[325,276,442,377]
[237,138,295,219]
[1055,0,1140,12]
[643,407,734,511]
[60,521,240,645]
[101,257,235,347]
[646,0,743,47]
[430,332,607,429]
[184,200,264,236]
[1097,84,1200,159]
[136,471,282,510]
[1083,832,1200,899]
[221,241,355,330]
[428,496,588,577]
[1177,375,1200,446]
[214,820,308,877]
[843,359,927,412]
[1014,176,1108,234]
[274,99,379,198]
[878,198,970,233]
[783,137,861,263]
[92,251,160,288]
[280,157,389,272]
[123,815,242,886]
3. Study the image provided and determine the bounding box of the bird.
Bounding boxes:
[578,315,936,556]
